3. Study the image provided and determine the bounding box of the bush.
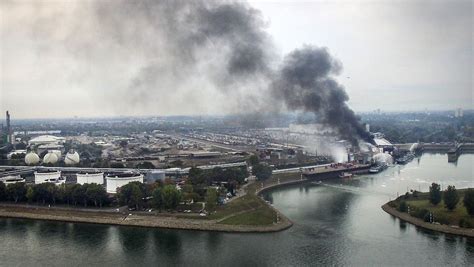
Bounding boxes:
[423,212,432,223]
[459,218,474,228]
[398,201,408,212]
[412,208,429,220]
[434,213,450,225]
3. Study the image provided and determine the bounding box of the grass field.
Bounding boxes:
[407,198,470,225]
[220,207,276,225]
[209,194,275,221]
[394,189,474,227]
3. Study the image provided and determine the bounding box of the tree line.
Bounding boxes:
[117,181,183,211]
[429,183,474,214]
[0,182,109,207]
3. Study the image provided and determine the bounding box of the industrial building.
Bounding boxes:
[76,172,104,185]
[29,135,66,146]
[34,170,61,184]
[105,173,144,194]
[0,175,25,184]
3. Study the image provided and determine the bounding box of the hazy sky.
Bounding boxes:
[0,0,472,119]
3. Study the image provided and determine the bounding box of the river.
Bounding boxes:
[0,154,473,266]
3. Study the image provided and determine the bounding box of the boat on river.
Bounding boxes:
[369,163,388,173]
[339,172,353,178]
[396,153,415,164]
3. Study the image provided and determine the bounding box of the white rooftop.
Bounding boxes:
[373,138,393,147]
[29,135,65,145]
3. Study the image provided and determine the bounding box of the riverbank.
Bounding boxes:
[382,203,474,238]
[0,166,353,232]
[0,202,293,233]
[0,177,297,233]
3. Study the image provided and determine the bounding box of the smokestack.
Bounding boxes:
[6,111,11,144]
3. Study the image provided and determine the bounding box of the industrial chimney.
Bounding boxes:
[6,111,11,144]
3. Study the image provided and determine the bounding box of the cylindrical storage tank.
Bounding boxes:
[76,172,104,185]
[105,173,144,194]
[25,152,40,165]
[145,170,166,184]
[65,150,80,165]
[34,170,61,184]
[43,152,58,164]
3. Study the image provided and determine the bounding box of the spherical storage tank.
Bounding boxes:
[106,173,144,194]
[25,152,40,165]
[43,152,58,164]
[76,172,104,185]
[373,153,393,165]
[64,150,80,165]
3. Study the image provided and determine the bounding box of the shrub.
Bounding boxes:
[399,201,408,212]
[434,213,449,225]
[459,218,474,228]
[413,208,429,220]
[423,212,432,223]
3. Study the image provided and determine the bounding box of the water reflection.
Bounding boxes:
[398,220,407,232]
[0,154,472,266]
[153,229,182,259]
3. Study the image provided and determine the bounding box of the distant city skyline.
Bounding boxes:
[1,0,472,119]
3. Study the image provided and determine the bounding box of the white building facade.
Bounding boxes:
[105,173,144,194]
[76,172,104,185]
[34,170,61,184]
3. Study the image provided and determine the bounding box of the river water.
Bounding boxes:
[0,154,473,266]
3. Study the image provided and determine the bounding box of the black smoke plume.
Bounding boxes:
[16,0,368,143]
[271,46,370,144]
[93,0,368,143]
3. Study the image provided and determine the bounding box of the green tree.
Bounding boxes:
[189,167,203,178]
[110,162,125,168]
[429,183,442,205]
[152,188,163,211]
[248,154,259,166]
[130,183,143,210]
[181,184,195,203]
[85,184,108,207]
[26,186,35,203]
[72,184,87,206]
[136,161,155,169]
[252,163,272,181]
[162,185,181,210]
[6,182,26,203]
[205,187,218,213]
[444,185,460,211]
[0,182,6,201]
[398,201,408,212]
[47,183,59,204]
[463,189,474,215]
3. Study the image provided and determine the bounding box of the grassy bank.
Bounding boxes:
[388,189,474,228]
[211,194,277,225]
[209,172,303,226]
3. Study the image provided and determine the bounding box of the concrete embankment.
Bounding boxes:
[0,203,292,233]
[381,203,474,238]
